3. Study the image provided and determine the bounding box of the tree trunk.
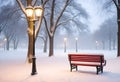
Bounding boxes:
[102,40,105,50]
[108,38,112,50]
[117,7,120,56]
[43,36,48,53]
[6,39,9,51]
[113,39,116,50]
[13,39,18,50]
[27,21,34,63]
[49,35,54,56]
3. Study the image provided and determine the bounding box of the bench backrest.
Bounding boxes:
[68,54,105,63]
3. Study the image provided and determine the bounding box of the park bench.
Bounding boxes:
[68,54,106,74]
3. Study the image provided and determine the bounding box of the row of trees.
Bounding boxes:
[0,0,119,63]
[99,0,120,56]
[112,0,120,56]
[16,0,89,62]
[91,0,120,55]
[93,16,117,50]
[0,2,23,50]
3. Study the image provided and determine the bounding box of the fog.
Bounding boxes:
[0,0,117,50]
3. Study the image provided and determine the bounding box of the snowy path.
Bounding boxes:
[0,49,120,82]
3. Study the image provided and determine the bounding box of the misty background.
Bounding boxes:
[0,0,117,51]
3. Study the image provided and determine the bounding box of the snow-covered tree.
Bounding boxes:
[43,0,89,56]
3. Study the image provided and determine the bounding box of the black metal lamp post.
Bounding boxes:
[31,20,37,75]
[26,6,43,75]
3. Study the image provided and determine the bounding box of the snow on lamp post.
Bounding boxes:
[26,6,43,75]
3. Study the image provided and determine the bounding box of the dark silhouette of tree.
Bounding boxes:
[0,2,22,50]
[93,16,117,50]
[98,0,120,56]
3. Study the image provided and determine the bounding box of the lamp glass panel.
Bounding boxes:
[35,8,42,17]
[26,8,33,17]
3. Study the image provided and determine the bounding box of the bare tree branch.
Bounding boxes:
[16,0,27,17]
[0,7,21,33]
[42,0,49,7]
[54,0,70,32]
[32,0,38,6]
[43,16,51,37]
[35,0,49,39]
[57,13,80,27]
[112,0,120,10]
[50,0,55,29]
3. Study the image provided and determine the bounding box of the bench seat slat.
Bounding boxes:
[71,62,106,66]
[71,59,102,62]
[72,63,101,67]
[69,54,105,63]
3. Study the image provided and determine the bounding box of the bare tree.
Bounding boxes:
[38,28,48,53]
[99,0,120,56]
[12,34,19,50]
[93,16,117,50]
[43,0,89,56]
[16,0,48,63]
[0,3,22,50]
[112,0,120,56]
[0,5,14,33]
[3,30,14,50]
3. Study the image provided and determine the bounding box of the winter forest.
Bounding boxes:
[0,0,117,52]
[0,0,120,82]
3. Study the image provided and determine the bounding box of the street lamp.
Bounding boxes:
[26,6,34,18]
[75,37,78,52]
[64,37,67,53]
[26,6,43,75]
[95,41,99,50]
[26,6,43,18]
[4,38,7,50]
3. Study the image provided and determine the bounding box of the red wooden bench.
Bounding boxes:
[68,54,106,74]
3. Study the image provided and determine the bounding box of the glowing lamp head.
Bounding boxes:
[34,6,43,17]
[26,6,34,17]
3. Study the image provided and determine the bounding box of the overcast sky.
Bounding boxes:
[77,0,116,33]
[0,0,14,7]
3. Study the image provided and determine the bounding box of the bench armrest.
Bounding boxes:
[103,60,106,66]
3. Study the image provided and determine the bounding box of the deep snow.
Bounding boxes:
[0,49,120,82]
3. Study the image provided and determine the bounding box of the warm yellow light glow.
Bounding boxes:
[26,6,34,17]
[35,6,43,17]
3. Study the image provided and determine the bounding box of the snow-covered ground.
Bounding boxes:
[0,49,120,82]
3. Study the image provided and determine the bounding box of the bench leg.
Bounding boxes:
[76,65,78,71]
[101,66,103,73]
[70,64,77,72]
[96,66,103,74]
[70,64,72,72]
[96,66,98,74]
[96,66,100,74]
[70,64,74,72]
